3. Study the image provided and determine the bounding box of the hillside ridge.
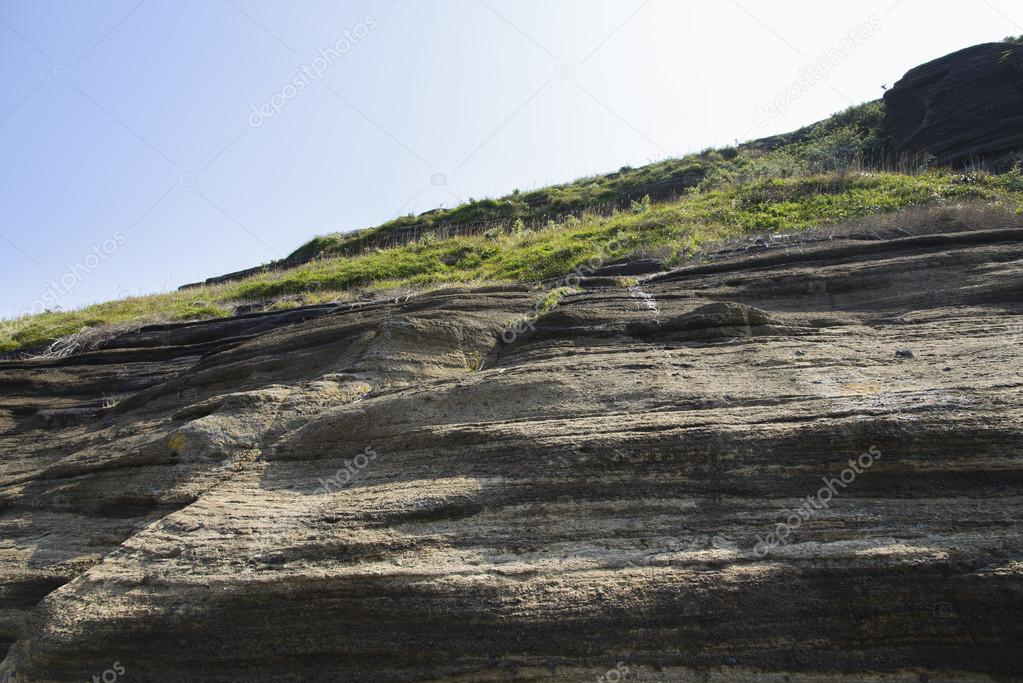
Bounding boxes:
[1,40,1023,682]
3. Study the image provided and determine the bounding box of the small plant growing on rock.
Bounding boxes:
[1003,165,1023,191]
[630,194,652,214]
[536,286,575,315]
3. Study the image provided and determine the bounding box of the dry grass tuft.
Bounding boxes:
[826,200,1023,240]
[35,321,145,359]
[695,200,1023,263]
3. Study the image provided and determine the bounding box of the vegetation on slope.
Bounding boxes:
[291,102,889,259]
[3,102,1022,354]
[229,171,1023,298]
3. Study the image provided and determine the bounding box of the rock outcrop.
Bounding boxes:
[884,42,1023,169]
[1,222,1022,681]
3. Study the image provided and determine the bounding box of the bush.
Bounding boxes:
[630,195,652,214]
[801,127,865,172]
[999,164,1023,192]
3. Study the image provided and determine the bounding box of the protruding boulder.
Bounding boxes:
[884,42,1023,169]
[629,302,776,339]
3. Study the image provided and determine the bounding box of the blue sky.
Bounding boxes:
[0,0,1018,318]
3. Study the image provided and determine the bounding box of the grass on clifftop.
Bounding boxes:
[229,170,1023,299]
[289,101,890,260]
[3,98,1023,354]
[4,167,1022,354]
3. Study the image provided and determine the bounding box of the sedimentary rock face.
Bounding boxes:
[1,223,1022,681]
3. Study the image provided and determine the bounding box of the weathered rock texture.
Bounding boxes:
[884,42,1023,169]
[1,223,1022,681]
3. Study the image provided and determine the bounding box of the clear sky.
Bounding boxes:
[0,0,1018,318]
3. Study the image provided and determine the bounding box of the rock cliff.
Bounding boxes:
[884,42,1023,169]
[1,218,1021,681]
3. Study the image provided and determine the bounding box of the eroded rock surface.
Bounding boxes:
[0,226,1021,681]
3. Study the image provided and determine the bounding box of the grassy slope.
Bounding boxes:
[3,103,1022,353]
[288,101,890,260]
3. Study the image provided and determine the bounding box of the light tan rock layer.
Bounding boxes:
[0,226,1021,681]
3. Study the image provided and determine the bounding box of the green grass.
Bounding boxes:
[0,292,235,353]
[290,102,888,260]
[4,96,1022,355]
[535,287,577,315]
[4,167,1021,354]
[238,170,1023,296]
